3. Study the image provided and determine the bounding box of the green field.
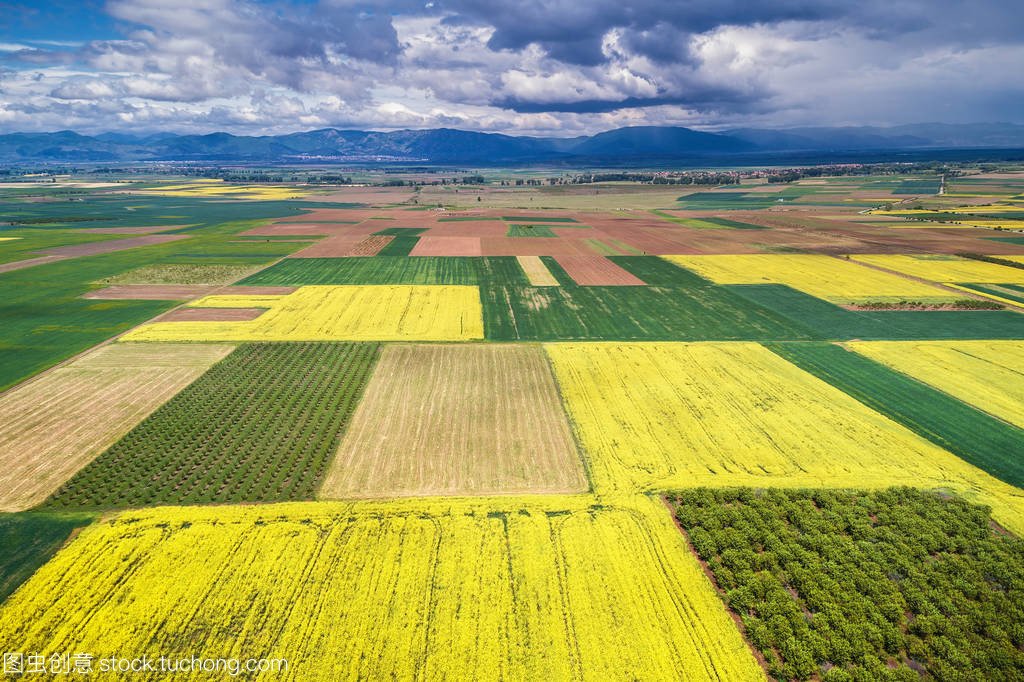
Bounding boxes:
[506,224,558,237]
[372,227,428,236]
[481,259,813,341]
[0,220,312,391]
[0,512,96,602]
[239,255,528,285]
[729,284,1024,339]
[766,342,1024,489]
[670,487,1024,681]
[44,342,380,509]
[375,235,420,255]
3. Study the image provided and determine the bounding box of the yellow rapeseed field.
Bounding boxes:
[546,342,1024,533]
[0,496,764,682]
[121,285,484,342]
[850,254,1024,284]
[850,340,1024,429]
[137,182,314,200]
[663,254,954,303]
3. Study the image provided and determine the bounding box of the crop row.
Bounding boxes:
[43,342,380,509]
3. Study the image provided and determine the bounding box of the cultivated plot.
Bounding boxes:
[319,344,586,498]
[121,285,485,342]
[665,254,956,304]
[849,340,1024,429]
[515,256,559,286]
[0,343,233,512]
[851,254,1024,284]
[545,342,1024,531]
[45,342,379,509]
[0,497,763,682]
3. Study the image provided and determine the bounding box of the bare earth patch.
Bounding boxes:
[554,256,646,285]
[160,307,267,322]
[0,255,66,273]
[0,343,233,512]
[319,343,587,498]
[83,285,220,300]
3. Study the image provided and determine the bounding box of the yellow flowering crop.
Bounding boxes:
[850,254,1024,284]
[663,254,954,303]
[0,496,764,682]
[137,182,314,200]
[546,342,1024,533]
[850,340,1024,429]
[121,285,484,342]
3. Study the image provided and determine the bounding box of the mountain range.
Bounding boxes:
[2,123,1024,164]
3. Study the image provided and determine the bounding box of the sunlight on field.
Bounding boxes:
[0,496,763,682]
[850,340,1024,429]
[546,342,1024,533]
[121,285,484,341]
[664,254,955,303]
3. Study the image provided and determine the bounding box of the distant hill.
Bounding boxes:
[1,123,1022,164]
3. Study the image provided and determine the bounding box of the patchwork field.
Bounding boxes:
[769,342,1024,496]
[320,344,586,498]
[4,171,1024,682]
[45,343,378,509]
[546,341,1024,532]
[849,340,1024,428]
[665,254,956,304]
[0,497,764,682]
[121,285,485,341]
[0,343,233,512]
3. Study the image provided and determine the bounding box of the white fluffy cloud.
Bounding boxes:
[0,0,1022,135]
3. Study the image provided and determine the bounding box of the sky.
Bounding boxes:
[1,0,1023,137]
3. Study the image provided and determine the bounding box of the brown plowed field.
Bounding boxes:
[0,255,66,273]
[409,236,483,256]
[160,307,266,321]
[82,285,220,300]
[0,343,233,512]
[479,237,602,256]
[424,222,509,238]
[290,233,393,257]
[318,344,587,498]
[554,256,646,285]
[242,222,359,236]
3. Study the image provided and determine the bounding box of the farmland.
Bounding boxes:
[850,254,1024,284]
[121,285,485,341]
[670,487,1024,681]
[45,342,379,508]
[2,169,1024,681]
[849,340,1024,428]
[319,344,586,498]
[0,497,763,682]
[665,254,956,304]
[765,342,1024,495]
[0,343,233,511]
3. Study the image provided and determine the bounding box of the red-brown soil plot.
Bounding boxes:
[554,256,646,285]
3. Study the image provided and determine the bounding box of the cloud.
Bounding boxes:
[0,0,1022,135]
